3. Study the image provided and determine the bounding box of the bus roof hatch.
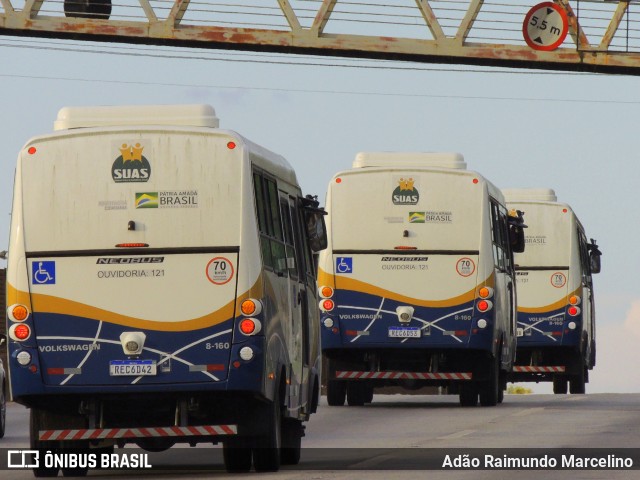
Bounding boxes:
[352,152,466,170]
[54,104,220,130]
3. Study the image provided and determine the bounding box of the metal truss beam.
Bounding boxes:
[2,0,640,75]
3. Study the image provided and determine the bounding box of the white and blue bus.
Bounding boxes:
[4,104,327,474]
[317,153,525,407]
[503,188,601,394]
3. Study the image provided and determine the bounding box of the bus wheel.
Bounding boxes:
[497,372,506,404]
[553,376,568,394]
[459,383,478,407]
[253,386,283,472]
[61,457,89,477]
[327,380,346,406]
[346,382,367,406]
[30,409,60,477]
[364,384,374,404]
[223,439,252,473]
[281,418,303,465]
[479,356,500,407]
[569,367,586,395]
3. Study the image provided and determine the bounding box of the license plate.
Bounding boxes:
[388,326,421,338]
[109,360,157,376]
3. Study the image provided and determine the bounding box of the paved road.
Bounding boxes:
[1,393,639,479]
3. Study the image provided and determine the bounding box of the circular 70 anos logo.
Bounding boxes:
[523,2,569,51]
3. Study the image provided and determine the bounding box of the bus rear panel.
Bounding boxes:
[5,105,326,473]
[318,153,518,407]
[503,188,600,394]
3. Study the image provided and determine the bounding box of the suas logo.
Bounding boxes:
[392,177,419,205]
[112,143,151,183]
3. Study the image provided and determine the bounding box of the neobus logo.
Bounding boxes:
[112,143,151,183]
[392,177,419,205]
[96,257,164,264]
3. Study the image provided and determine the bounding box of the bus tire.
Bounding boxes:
[61,460,89,477]
[30,409,60,478]
[498,371,506,404]
[223,440,252,473]
[346,382,367,406]
[479,358,499,407]
[364,384,374,404]
[569,367,586,395]
[253,384,283,472]
[281,418,302,465]
[553,375,568,394]
[459,383,478,407]
[327,380,346,406]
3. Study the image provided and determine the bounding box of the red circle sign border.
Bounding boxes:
[206,256,235,285]
[456,257,476,278]
[550,271,567,289]
[522,2,569,52]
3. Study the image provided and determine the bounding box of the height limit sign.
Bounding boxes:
[523,2,568,51]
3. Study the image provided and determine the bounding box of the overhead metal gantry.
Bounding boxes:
[3,0,640,75]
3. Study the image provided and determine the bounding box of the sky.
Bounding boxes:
[0,30,639,393]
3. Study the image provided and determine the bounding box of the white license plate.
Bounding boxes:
[388,326,421,338]
[109,360,157,376]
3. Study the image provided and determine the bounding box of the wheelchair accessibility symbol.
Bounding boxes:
[32,261,56,285]
[336,257,353,274]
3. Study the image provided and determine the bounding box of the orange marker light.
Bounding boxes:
[336,178,342,183]
[241,300,256,316]
[12,305,29,321]
[569,295,581,305]
[478,287,493,299]
[27,146,37,155]
[320,286,334,298]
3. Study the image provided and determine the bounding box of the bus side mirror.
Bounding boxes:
[302,195,328,253]
[588,238,601,274]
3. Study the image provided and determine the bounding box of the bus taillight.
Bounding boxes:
[10,323,31,341]
[476,299,493,313]
[239,318,262,336]
[568,306,581,317]
[320,299,335,312]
